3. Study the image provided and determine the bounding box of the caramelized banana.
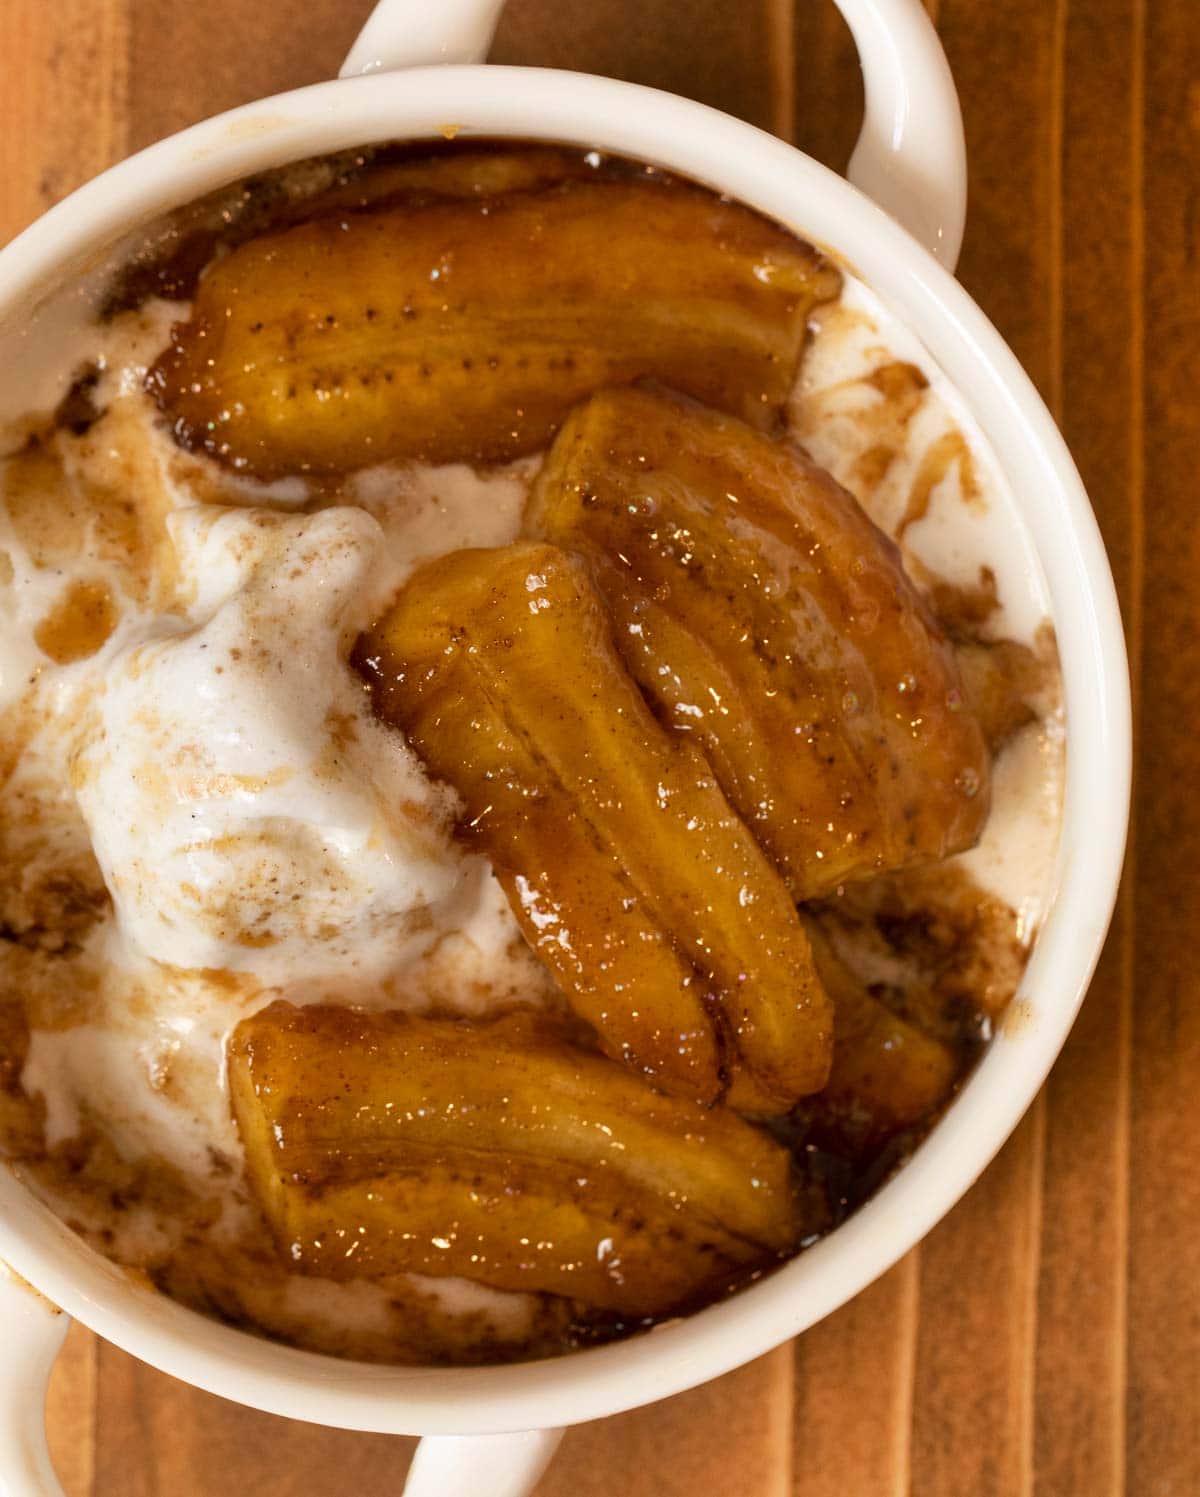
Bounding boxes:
[357,542,833,1107]
[229,1002,805,1314]
[395,661,720,1100]
[149,177,839,477]
[802,923,959,1154]
[954,637,1047,751]
[812,862,1028,1041]
[526,387,991,900]
[290,146,601,217]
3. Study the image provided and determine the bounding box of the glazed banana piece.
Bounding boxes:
[802,922,959,1154]
[954,637,1047,752]
[385,656,722,1101]
[291,146,602,217]
[811,862,1029,1042]
[149,172,839,477]
[525,387,991,901]
[229,1002,805,1314]
[357,542,834,1107]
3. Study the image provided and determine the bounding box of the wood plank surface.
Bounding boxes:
[2,0,1191,1492]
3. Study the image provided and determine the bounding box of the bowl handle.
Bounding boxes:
[339,0,505,74]
[401,1428,564,1497]
[0,1265,69,1497]
[836,0,966,268]
[340,0,966,269]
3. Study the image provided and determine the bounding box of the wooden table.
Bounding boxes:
[2,1,1193,1492]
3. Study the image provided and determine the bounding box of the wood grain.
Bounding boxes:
[792,1260,917,1497]
[1032,2,1142,1492]
[2,0,1191,1492]
[85,1348,415,1497]
[0,0,127,240]
[491,0,783,132]
[541,1349,794,1497]
[905,6,1059,1494]
[1128,0,1200,1488]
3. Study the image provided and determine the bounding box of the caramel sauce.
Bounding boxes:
[798,358,929,508]
[2,408,181,613]
[34,578,118,664]
[897,427,981,539]
[3,441,138,575]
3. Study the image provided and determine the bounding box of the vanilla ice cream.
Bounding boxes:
[73,503,469,985]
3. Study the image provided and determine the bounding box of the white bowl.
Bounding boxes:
[0,2,1129,1493]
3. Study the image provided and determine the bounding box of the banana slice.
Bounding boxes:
[357,542,833,1107]
[229,1002,806,1314]
[802,922,959,1153]
[525,386,991,900]
[148,171,838,477]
